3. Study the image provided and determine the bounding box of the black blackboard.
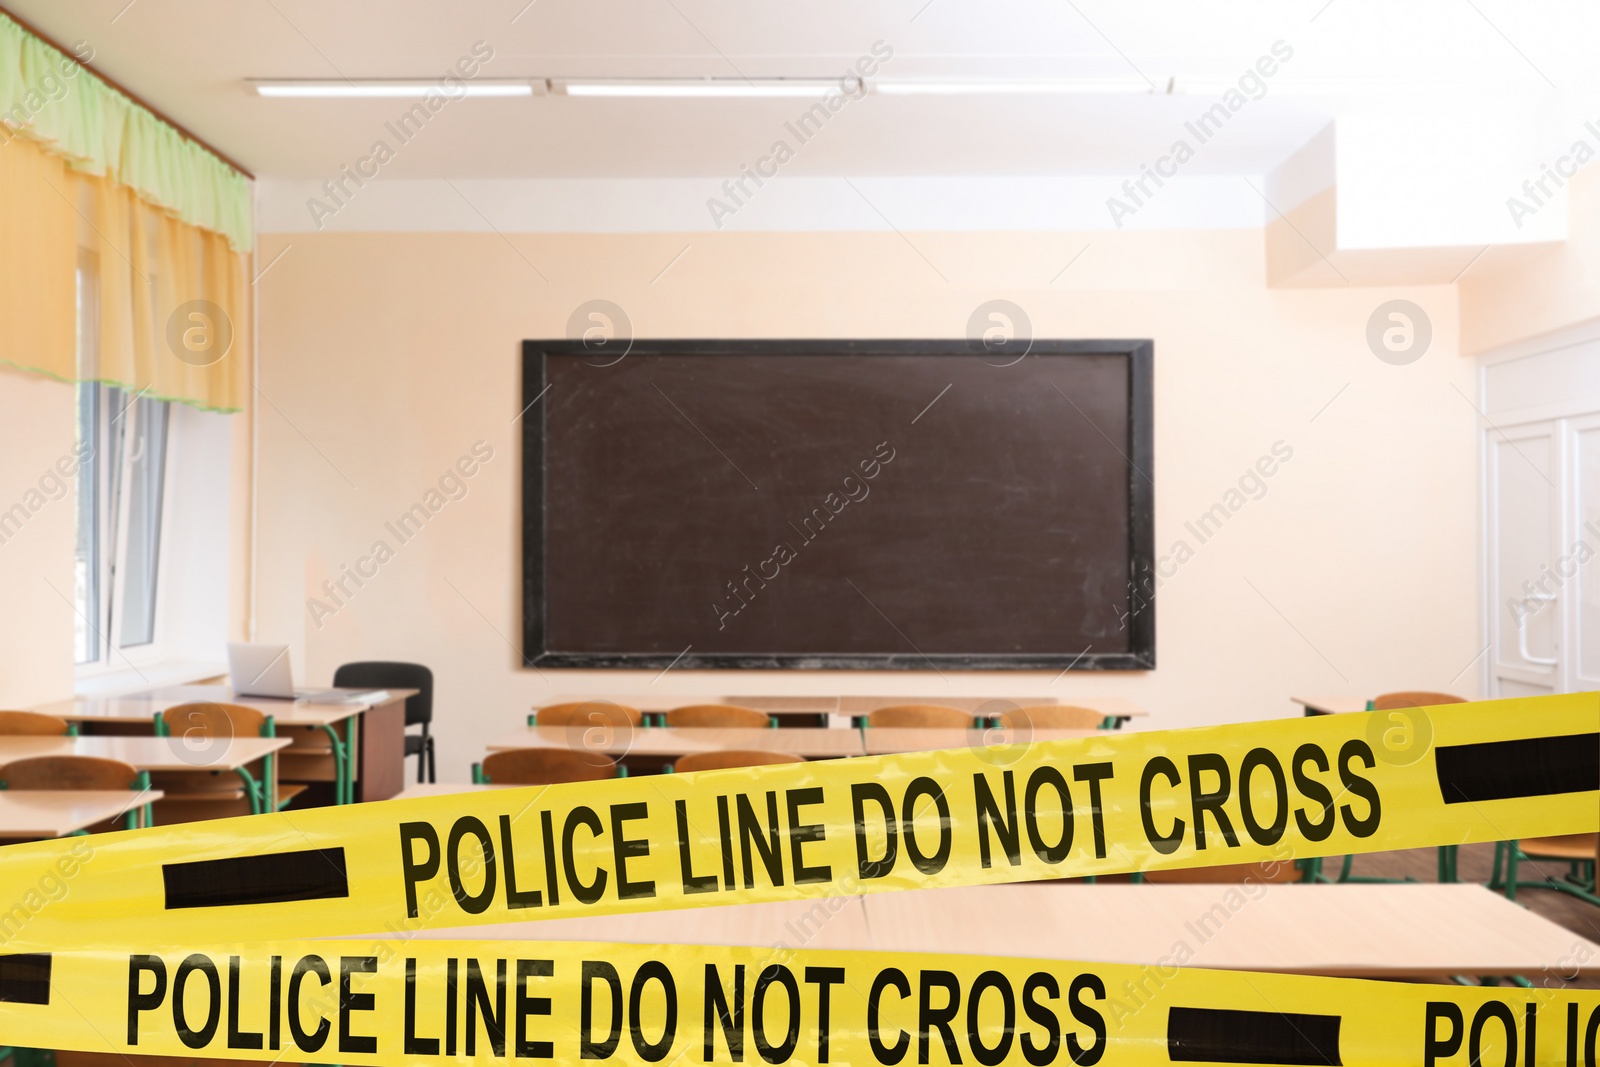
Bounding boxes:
[521,339,1154,670]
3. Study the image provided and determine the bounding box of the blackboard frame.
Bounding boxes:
[520,339,1155,671]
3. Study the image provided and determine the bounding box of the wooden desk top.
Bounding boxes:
[864,883,1600,979]
[34,685,413,726]
[486,727,865,759]
[0,789,164,839]
[390,783,518,801]
[861,727,1101,755]
[0,735,291,772]
[409,882,1600,980]
[1290,695,1369,715]
[411,896,874,953]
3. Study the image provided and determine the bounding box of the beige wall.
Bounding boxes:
[1461,164,1600,355]
[0,365,78,706]
[254,228,1481,781]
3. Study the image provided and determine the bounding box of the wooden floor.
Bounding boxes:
[1349,842,1600,987]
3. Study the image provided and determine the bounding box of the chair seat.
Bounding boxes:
[1521,834,1599,861]
[1145,860,1304,884]
[148,770,251,795]
[157,789,247,802]
[276,783,309,806]
[405,734,428,755]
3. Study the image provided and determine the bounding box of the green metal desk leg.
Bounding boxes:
[315,723,350,805]
[344,712,360,804]
[234,766,264,815]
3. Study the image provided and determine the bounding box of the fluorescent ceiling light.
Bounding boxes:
[252,80,538,98]
[556,79,841,98]
[875,79,1153,95]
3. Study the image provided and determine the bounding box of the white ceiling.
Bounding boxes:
[6,0,1595,180]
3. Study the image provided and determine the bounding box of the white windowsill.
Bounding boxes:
[73,660,229,698]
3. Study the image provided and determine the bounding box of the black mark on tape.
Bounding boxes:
[0,953,52,1005]
[1167,1006,1341,1065]
[163,847,349,909]
[1435,733,1600,804]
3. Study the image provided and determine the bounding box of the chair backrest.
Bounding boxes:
[0,755,141,790]
[0,711,72,736]
[868,704,974,728]
[674,750,806,773]
[1143,860,1304,885]
[996,705,1104,730]
[160,702,269,739]
[335,661,434,728]
[665,704,771,728]
[481,748,617,785]
[534,702,643,728]
[1371,691,1466,711]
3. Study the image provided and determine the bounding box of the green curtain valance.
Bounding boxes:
[0,12,252,252]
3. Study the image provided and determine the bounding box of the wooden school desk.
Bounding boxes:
[485,726,866,761]
[411,882,1600,982]
[0,735,289,817]
[35,685,416,803]
[861,727,1102,755]
[0,790,164,839]
[391,783,518,801]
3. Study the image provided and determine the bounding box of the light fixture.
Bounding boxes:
[874,79,1154,95]
[553,79,843,98]
[251,80,540,98]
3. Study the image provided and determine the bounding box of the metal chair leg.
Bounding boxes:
[315,722,351,805]
[234,767,264,815]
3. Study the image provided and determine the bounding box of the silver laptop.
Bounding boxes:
[227,643,351,702]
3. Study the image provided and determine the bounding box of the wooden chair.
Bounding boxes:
[1493,833,1600,907]
[474,748,620,785]
[865,704,975,728]
[0,755,150,830]
[995,705,1106,730]
[673,750,805,773]
[1354,691,1466,883]
[152,703,304,816]
[529,702,643,728]
[1144,860,1307,885]
[1370,691,1466,710]
[0,711,73,736]
[337,660,434,783]
[664,704,773,729]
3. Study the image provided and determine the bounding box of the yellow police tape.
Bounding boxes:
[0,693,1591,953]
[2,937,1599,1065]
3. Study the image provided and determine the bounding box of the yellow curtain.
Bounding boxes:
[73,170,249,413]
[0,135,75,382]
[0,130,249,413]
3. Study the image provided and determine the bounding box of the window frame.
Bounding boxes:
[75,384,179,678]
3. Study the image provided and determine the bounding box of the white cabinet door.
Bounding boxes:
[1568,415,1600,692]
[1487,421,1561,696]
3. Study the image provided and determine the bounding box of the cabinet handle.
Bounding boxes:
[1516,594,1559,666]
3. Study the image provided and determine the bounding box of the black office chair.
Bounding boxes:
[333,661,435,783]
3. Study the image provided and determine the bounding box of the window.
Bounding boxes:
[74,383,173,666]
[74,252,174,668]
